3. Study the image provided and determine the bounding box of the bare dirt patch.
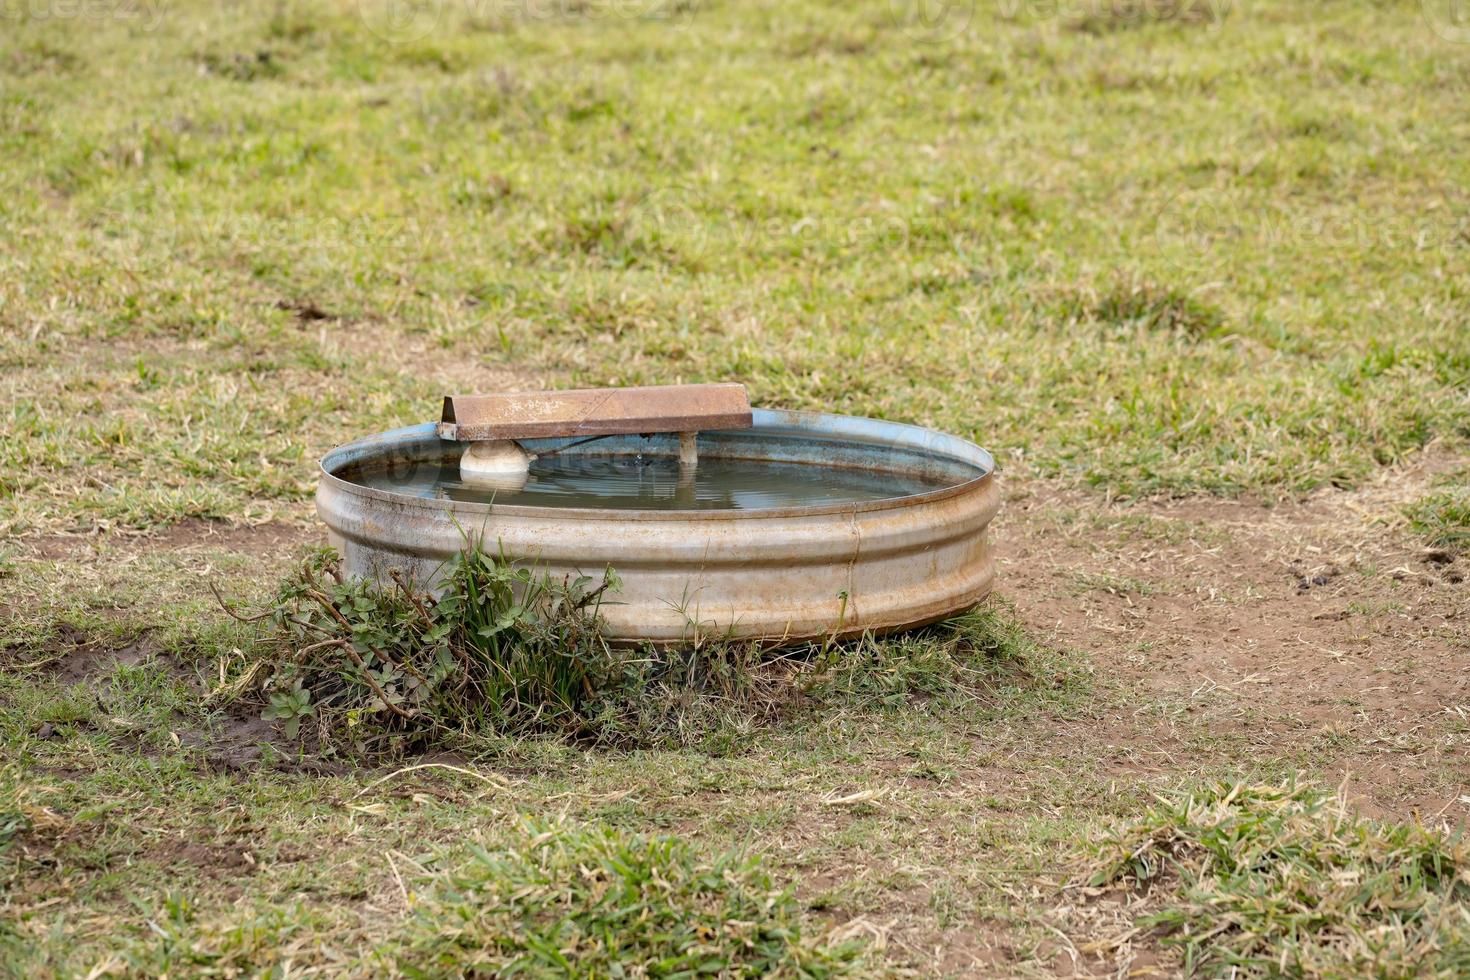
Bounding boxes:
[998,464,1470,820]
[43,631,157,686]
[6,620,299,771]
[306,319,537,394]
[0,622,158,683]
[152,838,260,873]
[201,707,295,774]
[25,518,318,563]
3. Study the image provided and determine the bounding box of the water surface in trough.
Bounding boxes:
[340,453,954,511]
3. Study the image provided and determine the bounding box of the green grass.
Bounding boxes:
[395,817,865,977]
[3,0,1470,537]
[1407,471,1470,552]
[249,545,622,753]
[1085,780,1470,977]
[44,817,865,977]
[4,0,1470,975]
[0,562,1088,975]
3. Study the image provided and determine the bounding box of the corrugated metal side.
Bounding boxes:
[317,410,999,645]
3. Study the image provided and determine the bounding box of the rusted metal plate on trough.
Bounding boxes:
[438,384,752,441]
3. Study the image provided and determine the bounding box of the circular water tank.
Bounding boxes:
[317,409,999,645]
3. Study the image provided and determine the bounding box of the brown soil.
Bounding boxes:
[151,839,260,873]
[15,619,298,773]
[26,518,318,563]
[987,461,1469,976]
[999,473,1468,820]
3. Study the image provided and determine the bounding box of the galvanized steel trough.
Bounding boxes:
[316,408,999,646]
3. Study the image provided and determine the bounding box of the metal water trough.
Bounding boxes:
[316,398,999,646]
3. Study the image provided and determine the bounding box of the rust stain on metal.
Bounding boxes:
[439,384,753,442]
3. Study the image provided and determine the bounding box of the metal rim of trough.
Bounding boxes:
[316,408,999,645]
[322,409,993,521]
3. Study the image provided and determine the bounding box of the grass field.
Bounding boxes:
[3,0,1470,975]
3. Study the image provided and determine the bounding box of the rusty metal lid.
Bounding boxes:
[438,384,753,441]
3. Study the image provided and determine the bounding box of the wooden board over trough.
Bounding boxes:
[438,384,753,442]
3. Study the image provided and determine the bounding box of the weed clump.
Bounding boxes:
[1084,780,1470,976]
[251,546,621,755]
[241,545,797,756]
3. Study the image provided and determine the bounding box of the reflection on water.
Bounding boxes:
[339,453,953,511]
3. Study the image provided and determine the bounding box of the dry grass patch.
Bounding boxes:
[1407,470,1470,556]
[7,814,870,977]
[1074,780,1470,977]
